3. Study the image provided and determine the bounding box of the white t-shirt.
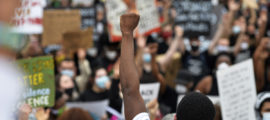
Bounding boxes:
[133,113,150,120]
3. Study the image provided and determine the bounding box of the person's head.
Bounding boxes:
[239,34,250,51]
[215,52,233,70]
[161,24,173,40]
[176,92,215,120]
[55,74,74,97]
[57,108,93,120]
[216,38,230,53]
[58,59,76,78]
[256,92,270,118]
[90,67,111,91]
[189,36,200,52]
[0,0,20,23]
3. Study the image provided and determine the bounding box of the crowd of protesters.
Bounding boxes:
[2,0,270,120]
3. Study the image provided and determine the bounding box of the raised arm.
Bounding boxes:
[149,43,167,94]
[120,13,147,120]
[253,38,269,92]
[158,26,184,72]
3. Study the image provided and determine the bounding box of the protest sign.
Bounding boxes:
[77,7,96,29]
[172,0,217,37]
[106,0,128,42]
[63,27,93,58]
[12,0,46,34]
[136,0,160,36]
[140,83,160,104]
[42,9,81,46]
[217,59,257,120]
[17,56,55,108]
[66,100,109,118]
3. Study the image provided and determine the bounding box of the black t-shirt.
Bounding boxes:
[109,79,122,113]
[181,50,210,87]
[79,88,109,102]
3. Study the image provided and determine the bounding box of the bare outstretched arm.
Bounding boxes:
[120,13,147,120]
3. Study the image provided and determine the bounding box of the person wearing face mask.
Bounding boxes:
[80,67,111,101]
[256,92,270,120]
[195,52,233,96]
[58,59,80,100]
[234,33,256,63]
[180,36,211,90]
[55,74,76,101]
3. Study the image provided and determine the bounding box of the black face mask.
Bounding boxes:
[191,45,199,51]
[64,88,74,97]
[249,34,255,39]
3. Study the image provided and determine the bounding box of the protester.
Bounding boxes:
[176,92,215,120]
[80,67,111,101]
[3,0,270,120]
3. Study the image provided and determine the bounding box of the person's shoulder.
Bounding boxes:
[132,113,150,120]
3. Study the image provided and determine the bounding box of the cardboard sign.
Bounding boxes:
[106,0,128,42]
[12,0,46,34]
[172,0,217,37]
[42,9,81,46]
[66,100,109,118]
[17,56,55,108]
[63,27,93,58]
[136,0,160,35]
[217,59,257,120]
[140,83,160,104]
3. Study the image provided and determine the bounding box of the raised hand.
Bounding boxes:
[175,26,184,37]
[120,13,140,34]
[35,108,50,120]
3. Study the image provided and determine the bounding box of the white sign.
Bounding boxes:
[106,0,127,42]
[66,100,109,118]
[12,0,46,34]
[140,83,160,104]
[217,59,257,120]
[136,0,160,35]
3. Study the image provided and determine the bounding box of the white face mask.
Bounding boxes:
[263,112,270,120]
[218,62,230,70]
[241,42,249,50]
[87,48,98,57]
[216,45,230,52]
[106,51,117,60]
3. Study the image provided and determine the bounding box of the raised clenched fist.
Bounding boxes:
[120,13,140,34]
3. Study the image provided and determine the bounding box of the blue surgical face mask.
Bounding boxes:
[232,26,241,34]
[143,53,151,63]
[61,69,74,78]
[96,76,110,89]
[263,112,270,120]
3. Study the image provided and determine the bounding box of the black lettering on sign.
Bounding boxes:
[141,90,153,96]
[172,0,217,37]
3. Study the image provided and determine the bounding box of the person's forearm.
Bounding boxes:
[209,23,223,54]
[159,36,181,71]
[135,46,144,77]
[254,53,266,92]
[120,32,140,93]
[256,22,267,46]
